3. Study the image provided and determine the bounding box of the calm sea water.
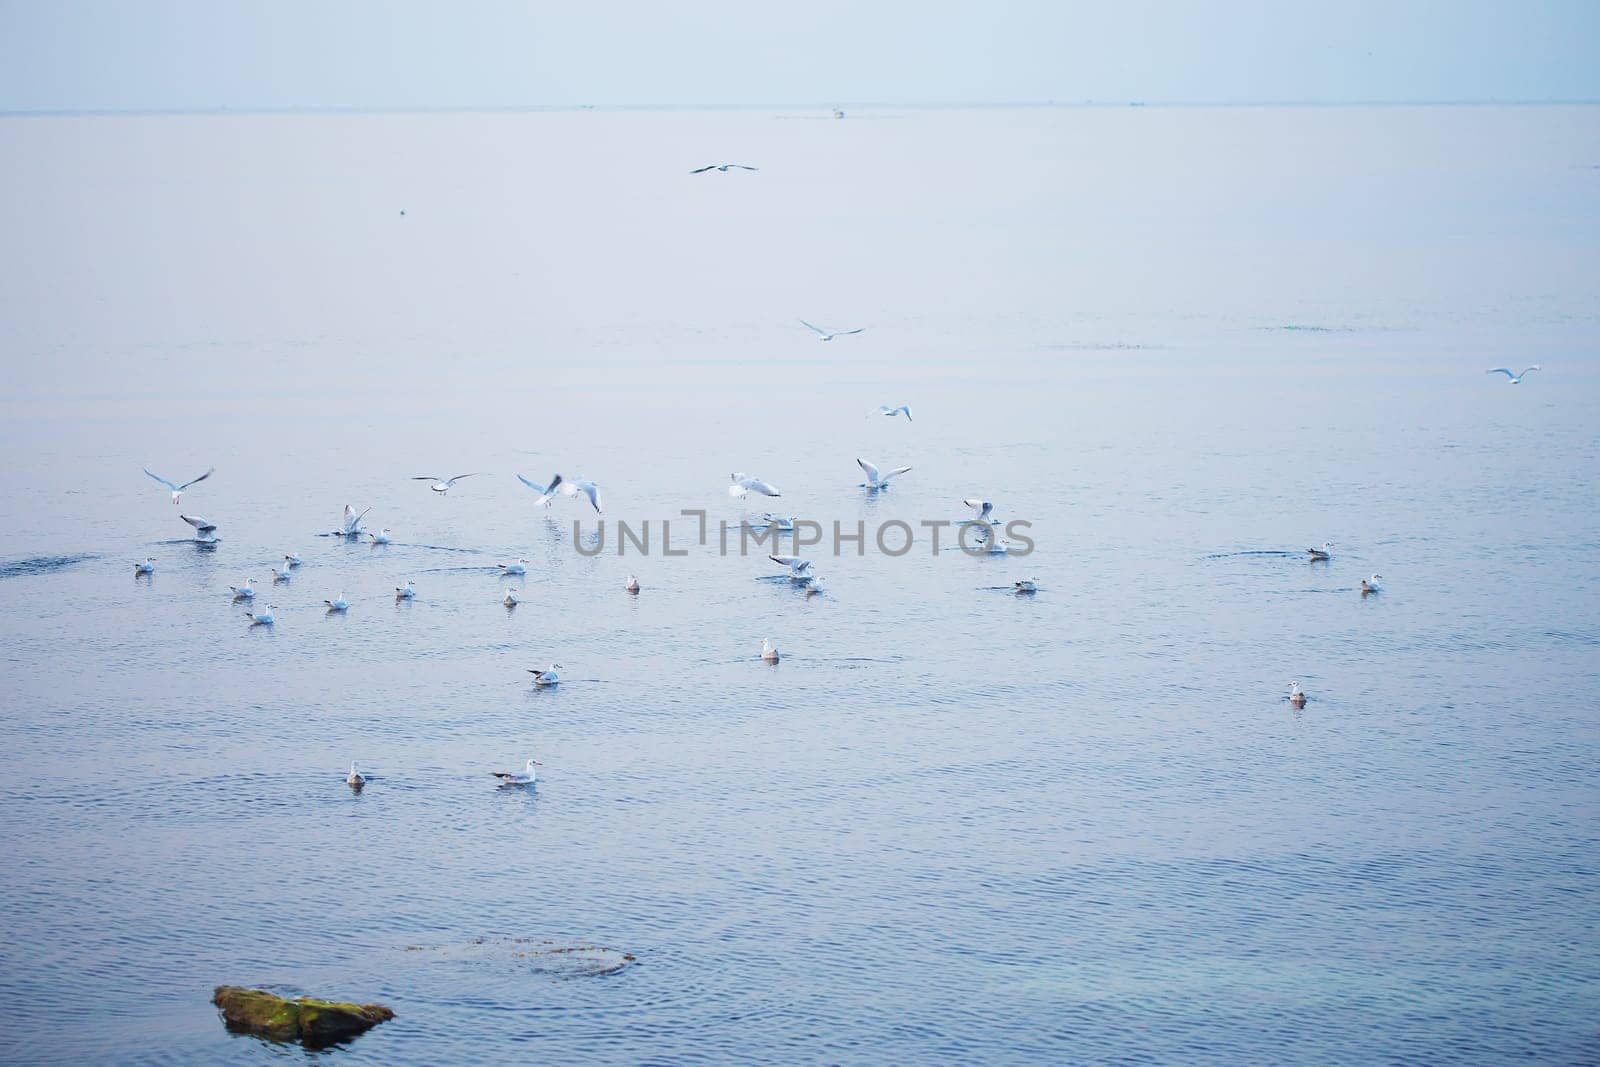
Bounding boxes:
[0,105,1597,1064]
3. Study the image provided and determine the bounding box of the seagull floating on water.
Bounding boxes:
[369,528,391,545]
[181,514,219,542]
[413,473,483,494]
[758,513,795,530]
[339,505,370,537]
[284,553,301,568]
[1360,574,1383,595]
[491,758,541,786]
[800,319,863,342]
[857,457,912,490]
[1486,365,1541,385]
[324,593,349,612]
[625,574,640,594]
[272,561,292,583]
[346,762,366,788]
[143,466,214,505]
[691,163,758,173]
[730,473,782,499]
[761,637,779,663]
[246,604,276,626]
[528,663,562,687]
[229,580,255,599]
[1288,681,1307,708]
[769,555,815,581]
[869,404,912,421]
[395,580,415,600]
[499,558,528,576]
[1307,541,1333,562]
[516,473,565,508]
[503,588,520,608]
[134,557,155,576]
[1014,579,1037,594]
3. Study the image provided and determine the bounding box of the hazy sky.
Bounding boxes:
[2,0,1598,111]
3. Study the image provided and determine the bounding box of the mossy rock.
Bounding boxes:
[212,986,394,1047]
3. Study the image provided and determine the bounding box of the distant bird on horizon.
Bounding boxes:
[181,514,219,542]
[869,404,912,421]
[413,473,483,494]
[491,758,541,786]
[143,466,214,505]
[801,319,863,342]
[857,457,912,490]
[1487,365,1541,384]
[691,163,758,173]
[730,473,782,499]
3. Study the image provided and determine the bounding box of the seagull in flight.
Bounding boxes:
[1486,365,1541,384]
[730,473,782,499]
[182,514,220,542]
[491,758,541,786]
[339,505,370,537]
[869,404,912,421]
[144,466,214,505]
[691,163,758,173]
[857,457,912,490]
[413,473,483,494]
[516,473,565,508]
[769,555,815,581]
[800,320,863,342]
[961,499,998,526]
[565,477,603,514]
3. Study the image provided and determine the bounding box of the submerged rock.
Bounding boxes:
[211,986,394,1047]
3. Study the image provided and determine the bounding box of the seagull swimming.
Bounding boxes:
[1014,579,1037,594]
[528,663,562,686]
[246,604,276,626]
[134,557,155,576]
[499,558,528,576]
[229,579,255,599]
[369,528,391,545]
[1307,541,1333,561]
[324,593,349,612]
[1486,365,1541,384]
[869,404,913,421]
[1288,681,1307,708]
[181,514,219,542]
[730,473,782,499]
[339,505,371,537]
[857,457,912,490]
[346,762,366,788]
[395,580,415,600]
[1360,574,1383,595]
[143,466,214,505]
[769,555,815,581]
[761,637,779,663]
[800,319,863,342]
[759,513,795,530]
[503,588,520,608]
[284,553,301,568]
[691,163,758,173]
[413,473,483,494]
[625,574,640,594]
[491,758,541,786]
[516,473,565,508]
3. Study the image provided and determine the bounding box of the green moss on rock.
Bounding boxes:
[212,986,394,1047]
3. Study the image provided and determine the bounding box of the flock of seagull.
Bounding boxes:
[138,335,1541,782]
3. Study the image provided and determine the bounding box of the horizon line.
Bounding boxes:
[2,98,1598,118]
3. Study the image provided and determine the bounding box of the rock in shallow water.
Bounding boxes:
[211,986,394,1047]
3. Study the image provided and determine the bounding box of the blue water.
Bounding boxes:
[0,105,1597,1064]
